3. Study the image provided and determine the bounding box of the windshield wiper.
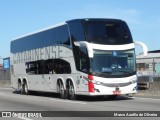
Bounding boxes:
[102,71,112,73]
[93,72,112,76]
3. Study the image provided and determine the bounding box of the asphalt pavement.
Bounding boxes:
[0,87,160,120]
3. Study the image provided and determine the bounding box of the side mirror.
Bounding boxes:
[134,41,148,57]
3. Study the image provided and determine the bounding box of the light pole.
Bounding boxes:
[153,59,155,77]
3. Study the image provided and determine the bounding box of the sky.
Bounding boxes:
[0,0,160,63]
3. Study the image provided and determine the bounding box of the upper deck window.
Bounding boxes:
[84,20,133,45]
[11,24,70,53]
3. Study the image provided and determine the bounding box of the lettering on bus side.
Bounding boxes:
[12,46,65,64]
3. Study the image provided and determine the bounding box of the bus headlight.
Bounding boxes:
[95,81,102,85]
[129,77,137,84]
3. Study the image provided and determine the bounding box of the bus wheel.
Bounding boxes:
[19,82,24,94]
[68,81,76,100]
[18,82,22,93]
[58,81,65,99]
[24,82,29,95]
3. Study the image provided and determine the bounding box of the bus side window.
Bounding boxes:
[54,59,71,74]
[26,62,36,74]
[26,59,71,75]
[78,46,89,73]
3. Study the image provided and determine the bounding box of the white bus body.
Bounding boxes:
[10,19,147,99]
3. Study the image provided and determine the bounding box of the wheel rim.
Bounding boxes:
[24,83,28,93]
[69,84,75,98]
[20,85,23,93]
[59,83,65,97]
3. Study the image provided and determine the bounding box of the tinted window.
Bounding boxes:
[68,21,85,42]
[26,59,71,74]
[53,59,71,74]
[84,21,133,45]
[68,21,87,72]
[11,25,70,53]
[90,49,136,78]
[74,45,90,73]
[56,25,70,45]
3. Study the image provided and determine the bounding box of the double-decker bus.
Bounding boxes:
[10,18,147,100]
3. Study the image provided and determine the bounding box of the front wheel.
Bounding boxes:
[24,82,29,95]
[18,82,24,94]
[68,81,76,100]
[58,81,66,99]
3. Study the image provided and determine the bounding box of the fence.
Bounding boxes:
[0,69,10,80]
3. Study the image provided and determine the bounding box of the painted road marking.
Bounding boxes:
[18,117,33,120]
[0,87,12,90]
[50,98,87,105]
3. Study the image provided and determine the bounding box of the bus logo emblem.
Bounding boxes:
[112,51,117,56]
[115,84,120,87]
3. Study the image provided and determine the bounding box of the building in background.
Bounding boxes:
[136,50,160,76]
[0,57,10,80]
[0,64,2,70]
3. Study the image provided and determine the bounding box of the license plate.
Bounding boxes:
[113,91,121,95]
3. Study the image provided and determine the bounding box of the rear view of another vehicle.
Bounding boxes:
[138,76,153,89]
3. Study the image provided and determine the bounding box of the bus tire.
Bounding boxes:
[58,81,66,99]
[19,82,25,94]
[24,81,29,95]
[65,81,69,99]
[68,81,76,100]
[18,81,22,94]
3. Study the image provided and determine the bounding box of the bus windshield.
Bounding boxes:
[90,49,136,78]
[84,20,133,45]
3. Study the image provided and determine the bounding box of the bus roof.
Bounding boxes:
[67,18,123,23]
[12,22,66,41]
[12,18,124,41]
